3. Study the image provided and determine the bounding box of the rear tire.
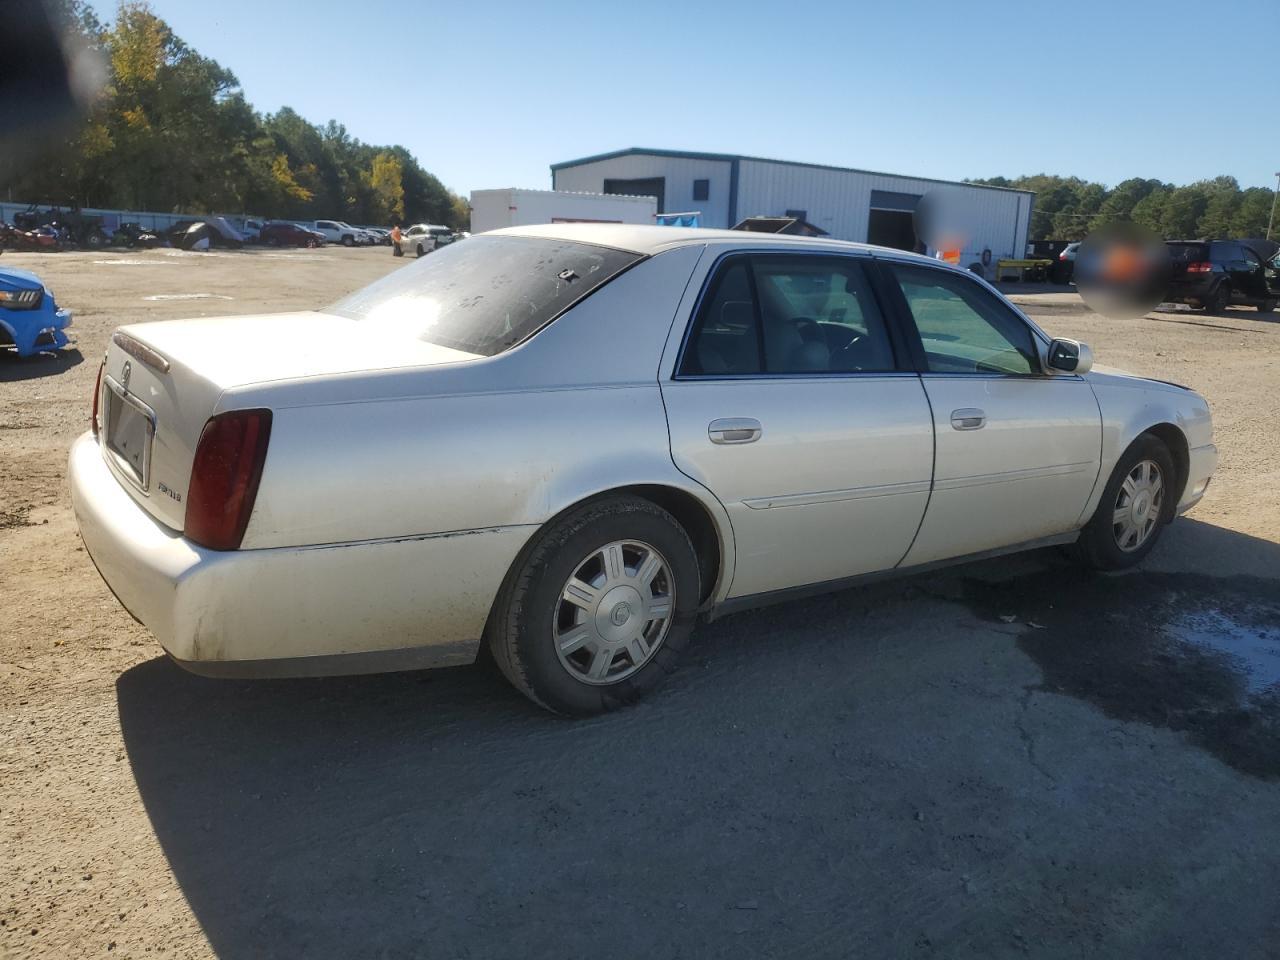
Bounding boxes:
[1204,282,1229,314]
[416,244,425,257]
[1258,299,1276,314]
[486,496,701,716]
[1074,434,1177,571]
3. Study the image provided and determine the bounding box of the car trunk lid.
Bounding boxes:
[97,311,479,532]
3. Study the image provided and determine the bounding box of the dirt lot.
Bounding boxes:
[2,247,1279,959]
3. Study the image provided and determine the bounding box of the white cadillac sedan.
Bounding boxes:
[70,225,1216,714]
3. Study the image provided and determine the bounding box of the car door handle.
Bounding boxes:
[708,418,762,444]
[950,408,986,430]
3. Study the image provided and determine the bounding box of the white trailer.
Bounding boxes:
[469,188,657,234]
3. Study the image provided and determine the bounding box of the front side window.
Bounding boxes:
[678,254,896,376]
[889,263,1040,375]
[329,235,641,357]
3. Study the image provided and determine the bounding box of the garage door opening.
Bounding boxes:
[603,177,665,213]
[867,209,917,251]
[867,190,922,252]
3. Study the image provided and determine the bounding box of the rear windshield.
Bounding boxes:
[1166,242,1208,263]
[329,235,641,356]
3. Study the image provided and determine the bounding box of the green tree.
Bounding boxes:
[1233,188,1276,238]
[1087,178,1162,233]
[369,152,405,222]
[1129,186,1172,235]
[448,193,470,231]
[1159,183,1210,238]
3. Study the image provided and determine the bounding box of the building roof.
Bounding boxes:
[551,147,1036,196]
[470,187,657,203]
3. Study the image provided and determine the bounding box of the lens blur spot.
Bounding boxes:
[1075,223,1171,319]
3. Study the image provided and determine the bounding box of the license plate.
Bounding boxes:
[104,379,154,489]
[1155,302,1192,312]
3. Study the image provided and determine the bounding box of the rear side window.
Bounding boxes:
[678,254,896,376]
[681,260,760,375]
[329,235,641,357]
[1167,242,1209,264]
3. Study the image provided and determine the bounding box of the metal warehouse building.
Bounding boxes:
[551,147,1034,267]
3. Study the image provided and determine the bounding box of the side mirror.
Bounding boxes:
[1047,338,1093,375]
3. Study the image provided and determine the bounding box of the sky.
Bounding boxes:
[140,0,1278,196]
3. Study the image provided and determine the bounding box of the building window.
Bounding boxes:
[693,179,710,202]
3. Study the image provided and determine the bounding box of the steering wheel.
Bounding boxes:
[833,334,868,366]
[787,317,825,344]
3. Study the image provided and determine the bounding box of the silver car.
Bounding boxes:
[70,225,1216,714]
[401,223,438,257]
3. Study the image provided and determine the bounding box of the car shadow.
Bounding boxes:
[0,345,83,380]
[116,517,1280,959]
[1147,312,1277,332]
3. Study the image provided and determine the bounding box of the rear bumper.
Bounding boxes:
[1177,442,1217,516]
[69,432,531,675]
[1164,278,1216,304]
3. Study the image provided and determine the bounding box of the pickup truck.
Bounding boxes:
[311,220,372,247]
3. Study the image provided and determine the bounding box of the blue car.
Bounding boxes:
[0,265,72,357]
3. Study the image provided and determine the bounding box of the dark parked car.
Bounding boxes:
[1163,239,1277,314]
[162,218,245,250]
[259,221,324,248]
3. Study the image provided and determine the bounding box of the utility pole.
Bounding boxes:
[1269,171,1280,240]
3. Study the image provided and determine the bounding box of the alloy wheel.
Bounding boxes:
[554,540,675,685]
[1112,459,1164,552]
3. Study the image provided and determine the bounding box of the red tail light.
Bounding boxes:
[1059,251,1068,260]
[91,360,104,438]
[1186,261,1212,273]
[185,410,272,551]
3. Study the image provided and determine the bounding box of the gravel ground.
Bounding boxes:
[2,247,1279,959]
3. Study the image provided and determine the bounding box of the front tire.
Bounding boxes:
[486,496,701,716]
[1074,434,1177,570]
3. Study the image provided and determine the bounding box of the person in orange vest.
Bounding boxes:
[390,223,403,258]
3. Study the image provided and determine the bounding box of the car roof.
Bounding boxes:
[489,222,937,262]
